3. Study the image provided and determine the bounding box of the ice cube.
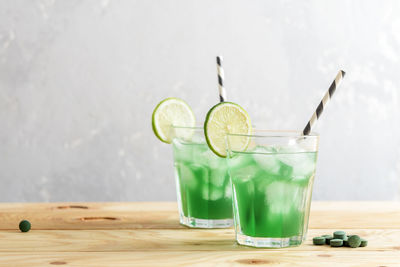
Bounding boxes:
[277,151,316,179]
[264,181,297,214]
[252,147,282,176]
[202,184,224,201]
[253,173,274,193]
[197,147,228,186]
[229,165,260,182]
[188,163,210,184]
[227,149,255,168]
[224,182,232,198]
[175,163,199,190]
[203,148,226,170]
[226,152,257,182]
[209,168,228,187]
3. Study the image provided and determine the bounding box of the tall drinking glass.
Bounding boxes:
[172,126,233,228]
[226,131,319,247]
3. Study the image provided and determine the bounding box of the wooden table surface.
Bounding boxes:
[0,202,399,266]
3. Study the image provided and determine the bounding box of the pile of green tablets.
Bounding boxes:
[313,231,367,248]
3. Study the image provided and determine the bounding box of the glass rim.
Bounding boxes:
[171,127,319,139]
[227,129,319,138]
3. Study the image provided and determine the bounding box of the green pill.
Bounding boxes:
[313,236,326,245]
[333,231,346,240]
[324,235,334,245]
[330,239,343,247]
[343,236,349,247]
[348,235,361,248]
[360,239,368,247]
[19,220,31,232]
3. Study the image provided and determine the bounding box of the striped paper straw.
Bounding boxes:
[302,70,346,135]
[216,56,226,102]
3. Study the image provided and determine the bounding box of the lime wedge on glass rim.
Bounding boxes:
[152,97,196,144]
[204,102,252,157]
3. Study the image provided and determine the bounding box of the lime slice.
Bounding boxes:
[152,98,196,144]
[204,102,252,157]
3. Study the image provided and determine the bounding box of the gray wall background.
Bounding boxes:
[1,0,399,202]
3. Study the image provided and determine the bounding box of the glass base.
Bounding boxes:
[236,233,305,248]
[180,214,233,228]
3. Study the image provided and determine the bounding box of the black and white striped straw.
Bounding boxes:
[216,56,226,102]
[302,70,346,135]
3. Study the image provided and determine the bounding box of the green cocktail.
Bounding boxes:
[227,131,319,247]
[172,126,233,228]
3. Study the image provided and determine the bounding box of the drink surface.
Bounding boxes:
[173,139,233,220]
[228,146,317,238]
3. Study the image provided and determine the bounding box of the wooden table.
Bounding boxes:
[0,202,399,266]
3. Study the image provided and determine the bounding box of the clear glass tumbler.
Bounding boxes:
[172,126,233,228]
[226,130,319,247]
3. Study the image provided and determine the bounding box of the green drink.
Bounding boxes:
[172,126,233,228]
[227,131,319,248]
[151,98,235,228]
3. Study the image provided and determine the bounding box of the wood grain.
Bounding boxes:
[0,202,182,230]
[0,229,398,252]
[0,202,399,266]
[0,202,399,229]
[0,251,399,267]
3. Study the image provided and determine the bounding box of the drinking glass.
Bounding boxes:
[172,126,233,228]
[226,130,319,247]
